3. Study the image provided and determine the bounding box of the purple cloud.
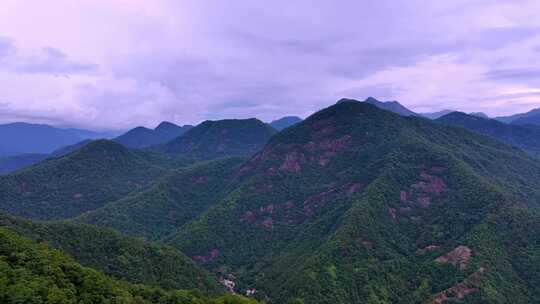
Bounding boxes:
[0,0,540,129]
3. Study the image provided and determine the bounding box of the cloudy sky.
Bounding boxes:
[1,0,540,130]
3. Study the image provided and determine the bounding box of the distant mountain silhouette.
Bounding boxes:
[421,109,454,119]
[0,122,115,156]
[495,107,540,124]
[437,111,540,154]
[0,139,94,174]
[270,116,302,130]
[510,113,540,126]
[339,97,419,116]
[114,121,193,148]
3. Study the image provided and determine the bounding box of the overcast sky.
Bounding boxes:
[1,0,540,130]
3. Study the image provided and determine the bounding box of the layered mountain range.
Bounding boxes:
[1,98,540,303]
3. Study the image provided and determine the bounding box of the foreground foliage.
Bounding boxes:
[0,212,223,294]
[0,227,258,304]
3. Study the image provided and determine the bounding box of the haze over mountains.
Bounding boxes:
[0,122,117,157]
[1,98,540,303]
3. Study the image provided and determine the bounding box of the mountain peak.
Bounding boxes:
[163,118,276,159]
[335,97,418,117]
[155,121,180,131]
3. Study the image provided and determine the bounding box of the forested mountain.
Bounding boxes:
[78,157,246,240]
[0,226,258,304]
[0,122,114,157]
[0,140,164,220]
[157,100,540,303]
[115,122,193,148]
[2,100,540,303]
[269,116,303,130]
[161,118,276,161]
[0,211,223,294]
[436,111,540,154]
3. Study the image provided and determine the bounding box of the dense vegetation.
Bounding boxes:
[0,227,259,304]
[78,157,246,240]
[437,111,540,154]
[161,101,540,303]
[0,212,223,294]
[0,140,164,219]
[2,100,540,303]
[161,119,276,161]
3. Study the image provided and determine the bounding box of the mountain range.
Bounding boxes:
[2,98,540,303]
[0,99,540,304]
[0,122,117,157]
[114,121,193,148]
[436,111,540,154]
[495,107,540,124]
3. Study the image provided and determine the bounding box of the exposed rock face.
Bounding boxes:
[417,244,440,255]
[399,170,447,211]
[435,245,472,270]
[433,267,486,303]
[192,249,220,263]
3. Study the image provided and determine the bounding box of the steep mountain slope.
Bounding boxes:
[162,100,540,303]
[270,116,303,130]
[0,122,113,156]
[0,212,223,294]
[0,226,257,304]
[360,96,419,116]
[78,157,246,240]
[115,122,193,148]
[0,140,163,220]
[161,118,276,160]
[436,111,540,154]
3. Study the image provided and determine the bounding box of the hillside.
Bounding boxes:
[115,122,193,148]
[161,118,276,160]
[436,111,540,154]
[0,140,164,220]
[0,226,257,304]
[158,100,540,303]
[0,122,113,156]
[0,212,223,294]
[270,116,302,130]
[78,157,246,240]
